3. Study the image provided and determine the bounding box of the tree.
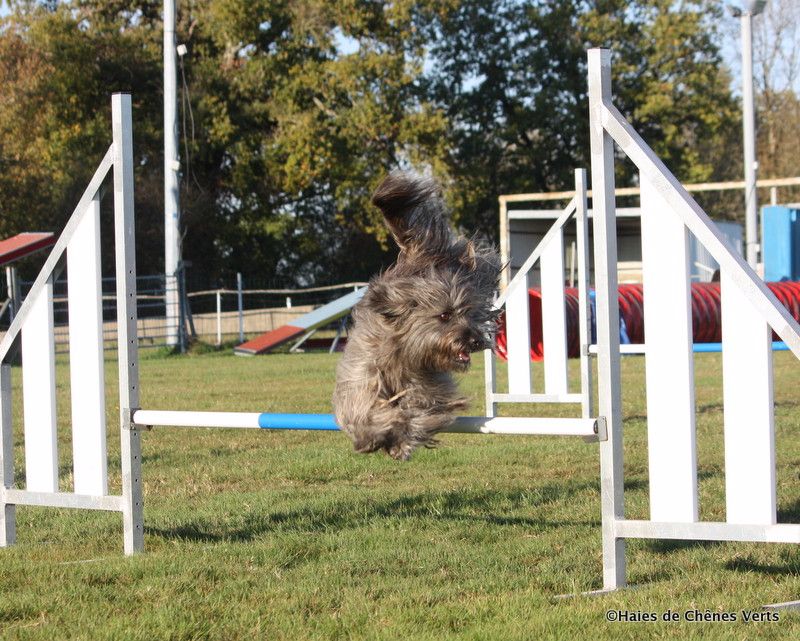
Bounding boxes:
[0,2,164,277]
[0,0,743,287]
[0,0,453,287]
[423,0,741,232]
[752,0,800,202]
[178,0,454,285]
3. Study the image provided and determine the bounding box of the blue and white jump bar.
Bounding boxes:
[589,341,789,355]
[132,410,604,440]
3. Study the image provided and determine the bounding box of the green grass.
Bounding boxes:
[0,349,799,640]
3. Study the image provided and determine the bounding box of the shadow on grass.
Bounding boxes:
[646,539,721,554]
[777,497,800,523]
[724,556,800,576]
[147,482,602,544]
[643,496,800,573]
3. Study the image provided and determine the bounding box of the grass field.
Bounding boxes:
[0,347,799,640]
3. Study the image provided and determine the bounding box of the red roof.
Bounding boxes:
[0,233,56,268]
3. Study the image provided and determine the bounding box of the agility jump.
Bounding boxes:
[1,50,799,598]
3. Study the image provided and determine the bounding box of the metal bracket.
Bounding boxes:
[123,408,150,431]
[594,416,608,442]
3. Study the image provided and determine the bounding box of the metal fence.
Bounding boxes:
[0,271,366,352]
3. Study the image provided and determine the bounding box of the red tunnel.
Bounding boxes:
[495,281,800,362]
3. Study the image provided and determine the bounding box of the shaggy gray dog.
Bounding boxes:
[333,171,501,460]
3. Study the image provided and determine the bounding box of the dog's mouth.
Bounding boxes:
[456,350,471,365]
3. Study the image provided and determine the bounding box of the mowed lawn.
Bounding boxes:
[0,347,799,640]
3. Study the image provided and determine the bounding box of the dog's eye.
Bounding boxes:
[438,311,452,322]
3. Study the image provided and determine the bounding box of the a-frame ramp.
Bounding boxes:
[0,233,55,267]
[234,287,365,355]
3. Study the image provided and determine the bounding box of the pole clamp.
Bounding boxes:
[123,408,150,431]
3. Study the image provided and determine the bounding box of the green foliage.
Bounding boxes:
[423,0,741,233]
[0,0,744,285]
[168,0,455,284]
[0,1,164,276]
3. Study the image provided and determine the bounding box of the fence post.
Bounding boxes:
[237,272,244,343]
[5,267,20,321]
[216,290,222,346]
[177,263,186,353]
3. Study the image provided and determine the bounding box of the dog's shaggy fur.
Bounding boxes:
[333,171,501,460]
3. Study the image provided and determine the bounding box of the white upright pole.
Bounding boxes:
[732,0,767,269]
[216,290,222,346]
[164,0,181,347]
[588,48,626,591]
[113,94,144,554]
[740,7,762,269]
[237,273,244,342]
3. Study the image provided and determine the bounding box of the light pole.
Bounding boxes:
[731,0,766,269]
[164,0,181,347]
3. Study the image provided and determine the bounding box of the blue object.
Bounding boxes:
[257,413,340,430]
[692,341,788,353]
[762,206,800,282]
[588,289,630,344]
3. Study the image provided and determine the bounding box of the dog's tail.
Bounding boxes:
[371,171,452,255]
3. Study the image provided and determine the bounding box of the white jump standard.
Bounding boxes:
[0,51,799,600]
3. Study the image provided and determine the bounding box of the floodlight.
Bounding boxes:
[729,1,767,16]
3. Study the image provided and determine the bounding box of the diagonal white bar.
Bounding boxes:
[640,175,698,522]
[22,276,58,492]
[496,198,576,309]
[721,271,776,525]
[0,148,113,363]
[68,195,108,496]
[599,101,800,358]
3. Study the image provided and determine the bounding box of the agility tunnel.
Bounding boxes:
[495,281,800,361]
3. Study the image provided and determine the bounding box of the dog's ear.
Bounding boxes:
[461,236,503,289]
[364,280,416,321]
[459,240,478,271]
[371,171,451,254]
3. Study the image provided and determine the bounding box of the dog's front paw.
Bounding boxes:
[387,441,415,461]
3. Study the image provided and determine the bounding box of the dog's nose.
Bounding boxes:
[468,337,483,352]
